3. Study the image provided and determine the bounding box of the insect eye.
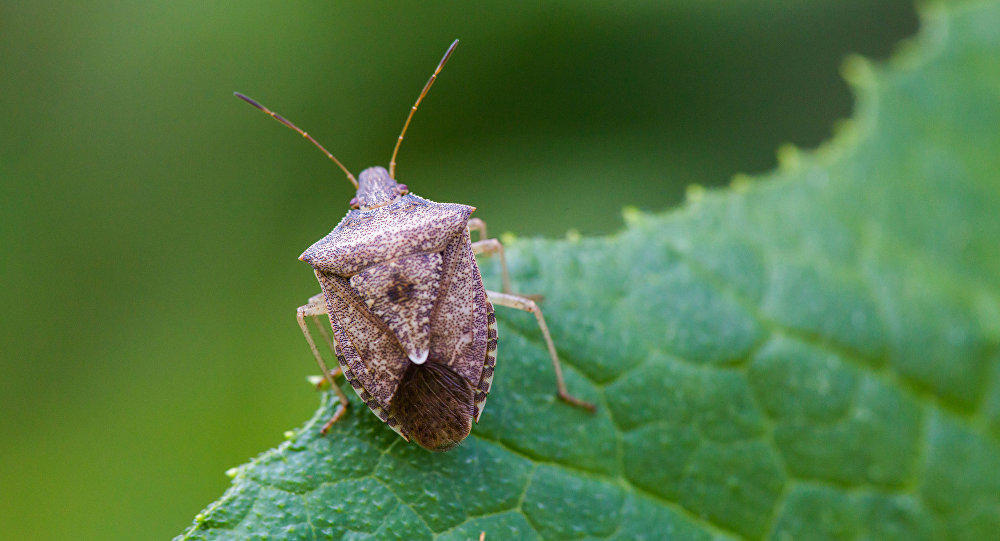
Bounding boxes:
[396,184,409,195]
[349,197,360,209]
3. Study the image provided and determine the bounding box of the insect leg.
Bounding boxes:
[297,301,350,433]
[310,308,341,363]
[472,238,512,294]
[467,217,487,241]
[309,326,344,390]
[485,290,596,412]
[303,294,343,382]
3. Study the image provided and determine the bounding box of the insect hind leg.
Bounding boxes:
[485,290,595,412]
[296,298,350,433]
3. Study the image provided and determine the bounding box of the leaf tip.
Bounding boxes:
[622,206,642,225]
[831,118,857,139]
[685,183,706,203]
[730,174,753,193]
[776,143,803,171]
[841,54,877,88]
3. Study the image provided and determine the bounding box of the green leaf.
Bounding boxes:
[178,2,1000,539]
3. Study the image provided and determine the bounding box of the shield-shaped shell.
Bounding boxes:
[299,167,498,451]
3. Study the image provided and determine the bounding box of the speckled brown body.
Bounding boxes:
[237,40,593,451]
[300,167,498,451]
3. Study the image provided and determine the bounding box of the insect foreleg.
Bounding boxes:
[308,368,343,390]
[467,217,488,241]
[304,296,344,385]
[310,313,338,358]
[485,290,596,412]
[296,300,350,433]
[472,238,512,294]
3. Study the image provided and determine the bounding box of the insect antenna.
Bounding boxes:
[388,39,459,179]
[234,92,359,189]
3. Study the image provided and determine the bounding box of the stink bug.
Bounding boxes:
[236,40,594,452]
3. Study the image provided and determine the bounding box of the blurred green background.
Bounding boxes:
[1,2,917,539]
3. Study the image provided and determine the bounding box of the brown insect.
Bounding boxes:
[235,40,594,452]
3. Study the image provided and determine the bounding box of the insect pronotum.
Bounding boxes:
[236,39,594,452]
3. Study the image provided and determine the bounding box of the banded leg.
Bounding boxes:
[486,290,596,411]
[296,297,350,433]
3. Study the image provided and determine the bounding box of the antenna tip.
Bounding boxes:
[438,40,459,64]
[234,92,264,111]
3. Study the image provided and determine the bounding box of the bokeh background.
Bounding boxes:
[1,2,917,539]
